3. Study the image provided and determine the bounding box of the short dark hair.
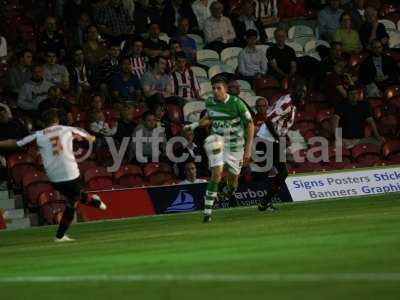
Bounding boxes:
[17,49,32,60]
[43,109,60,126]
[245,29,258,38]
[142,111,155,120]
[175,51,187,60]
[211,75,228,86]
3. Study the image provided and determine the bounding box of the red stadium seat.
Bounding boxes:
[78,160,98,176]
[84,167,113,190]
[253,77,282,101]
[22,172,52,207]
[114,165,145,188]
[324,161,356,171]
[147,172,176,186]
[328,146,352,163]
[295,110,315,123]
[378,115,398,137]
[40,195,66,225]
[103,108,119,122]
[382,140,400,163]
[351,143,382,166]
[316,108,334,138]
[143,162,173,178]
[38,190,64,206]
[292,120,316,136]
[291,162,324,174]
[7,153,37,188]
[166,104,183,124]
[367,97,384,109]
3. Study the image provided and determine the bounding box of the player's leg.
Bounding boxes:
[259,142,288,211]
[79,192,107,210]
[203,165,223,222]
[220,151,242,201]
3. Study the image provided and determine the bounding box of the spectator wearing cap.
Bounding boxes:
[7,49,33,96]
[334,12,362,54]
[266,28,297,80]
[318,0,344,42]
[179,161,207,184]
[203,1,236,52]
[143,23,170,59]
[173,18,197,64]
[111,57,142,103]
[43,50,70,90]
[171,52,201,102]
[359,7,389,49]
[234,2,267,46]
[82,25,108,67]
[332,86,384,149]
[238,30,268,82]
[161,0,198,36]
[37,16,66,58]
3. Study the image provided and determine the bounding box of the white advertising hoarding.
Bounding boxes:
[286,166,400,202]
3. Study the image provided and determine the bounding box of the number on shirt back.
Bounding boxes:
[50,136,63,155]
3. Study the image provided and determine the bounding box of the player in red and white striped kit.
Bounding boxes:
[0,109,107,242]
[256,79,307,211]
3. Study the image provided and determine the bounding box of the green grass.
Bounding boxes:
[0,195,400,300]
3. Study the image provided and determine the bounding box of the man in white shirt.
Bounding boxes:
[192,0,216,31]
[203,1,236,52]
[179,161,207,184]
[0,109,107,242]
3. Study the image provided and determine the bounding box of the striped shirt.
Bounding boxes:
[253,0,278,18]
[171,68,200,100]
[267,94,296,137]
[129,56,147,80]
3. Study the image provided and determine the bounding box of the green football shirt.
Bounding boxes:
[206,94,252,152]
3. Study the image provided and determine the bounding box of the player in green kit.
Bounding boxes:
[186,75,254,223]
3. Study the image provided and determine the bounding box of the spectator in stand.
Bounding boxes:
[162,0,198,36]
[7,49,33,96]
[318,0,344,42]
[82,25,108,67]
[38,86,72,126]
[143,23,170,59]
[321,42,345,75]
[142,56,174,102]
[89,94,105,113]
[90,110,117,137]
[267,28,297,80]
[333,86,384,149]
[349,0,367,31]
[203,1,236,52]
[234,2,267,46]
[238,30,268,82]
[95,0,134,42]
[179,161,207,184]
[334,12,362,54]
[37,16,66,58]
[171,52,201,102]
[133,0,163,35]
[359,7,389,49]
[126,38,148,80]
[115,103,135,145]
[130,111,166,163]
[111,57,142,103]
[18,65,54,117]
[192,0,216,31]
[168,40,183,71]
[173,18,197,64]
[360,40,400,97]
[227,78,241,97]
[325,59,354,104]
[0,34,7,63]
[43,50,70,89]
[253,0,279,27]
[253,97,269,131]
[69,12,91,48]
[68,47,93,100]
[97,42,122,88]
[279,0,305,20]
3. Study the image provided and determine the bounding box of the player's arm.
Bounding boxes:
[184,116,212,131]
[71,127,96,143]
[244,119,255,164]
[0,139,18,148]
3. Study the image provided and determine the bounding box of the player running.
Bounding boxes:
[256,79,307,211]
[186,76,254,223]
[0,109,107,242]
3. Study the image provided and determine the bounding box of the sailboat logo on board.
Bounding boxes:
[166,190,195,212]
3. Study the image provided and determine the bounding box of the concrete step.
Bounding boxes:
[3,208,25,220]
[6,217,31,230]
[0,197,15,210]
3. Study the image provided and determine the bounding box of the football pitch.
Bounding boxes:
[0,195,399,300]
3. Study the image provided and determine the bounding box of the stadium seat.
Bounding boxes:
[166,104,183,124]
[328,146,352,163]
[143,162,172,178]
[368,97,384,109]
[240,94,259,109]
[38,190,64,207]
[382,139,400,163]
[147,172,176,186]
[237,80,253,94]
[291,162,324,174]
[379,19,397,33]
[221,47,242,66]
[103,108,119,122]
[255,44,270,56]
[253,77,281,100]
[264,27,277,41]
[378,115,398,137]
[295,110,315,123]
[288,25,315,48]
[7,153,37,188]
[22,172,53,207]
[292,121,317,136]
[286,41,304,57]
[208,63,236,78]
[197,49,220,68]
[78,160,98,175]
[183,101,206,123]
[389,31,400,48]
[199,82,213,99]
[324,161,356,171]
[304,39,330,53]
[190,66,208,83]
[351,143,382,166]
[187,34,204,49]
[40,200,66,225]
[114,165,145,188]
[84,167,113,190]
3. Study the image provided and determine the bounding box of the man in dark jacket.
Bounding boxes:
[234,2,267,46]
[161,0,198,36]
